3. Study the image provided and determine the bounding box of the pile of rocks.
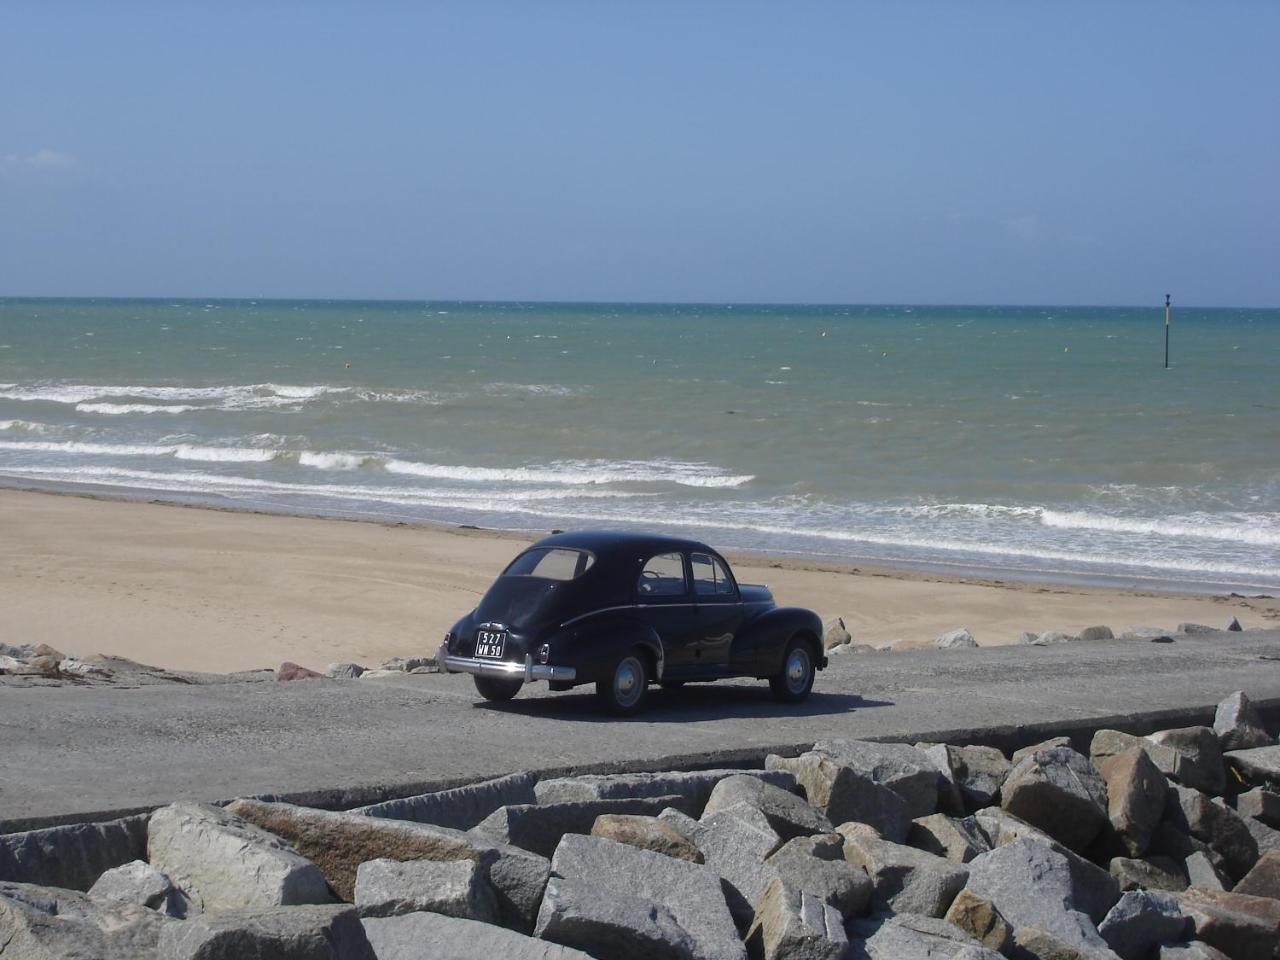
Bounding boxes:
[823,618,1251,655]
[3,693,1279,959]
[275,656,439,682]
[0,642,275,688]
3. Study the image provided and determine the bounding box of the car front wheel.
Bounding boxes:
[596,650,649,716]
[474,675,523,702]
[769,638,816,703]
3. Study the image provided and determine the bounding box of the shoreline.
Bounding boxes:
[3,484,1275,674]
[2,473,1273,598]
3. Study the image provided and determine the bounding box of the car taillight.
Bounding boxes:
[538,643,551,664]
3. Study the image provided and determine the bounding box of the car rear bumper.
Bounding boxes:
[436,645,576,683]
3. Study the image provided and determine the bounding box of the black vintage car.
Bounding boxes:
[437,531,827,715]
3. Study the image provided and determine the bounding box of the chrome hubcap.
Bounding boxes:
[786,648,810,693]
[614,657,644,707]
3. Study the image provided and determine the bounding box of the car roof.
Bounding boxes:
[528,530,719,559]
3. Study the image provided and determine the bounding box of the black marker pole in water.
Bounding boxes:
[1164,294,1171,369]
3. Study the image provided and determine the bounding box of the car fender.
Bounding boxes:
[553,615,666,685]
[734,606,825,676]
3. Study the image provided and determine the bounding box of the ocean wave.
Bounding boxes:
[299,451,370,471]
[0,439,276,463]
[0,381,351,409]
[383,457,753,488]
[1038,509,1280,547]
[0,439,752,489]
[0,419,57,433]
[482,382,584,398]
[0,465,646,507]
[76,403,204,415]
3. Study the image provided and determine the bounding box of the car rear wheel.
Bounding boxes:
[769,637,816,703]
[596,650,649,716]
[474,675,523,702]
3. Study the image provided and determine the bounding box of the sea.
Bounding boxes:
[1,298,1277,593]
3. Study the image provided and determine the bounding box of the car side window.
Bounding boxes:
[637,552,687,598]
[691,553,735,597]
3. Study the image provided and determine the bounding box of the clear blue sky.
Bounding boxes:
[2,2,1277,306]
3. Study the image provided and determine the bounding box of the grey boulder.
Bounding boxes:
[158,904,374,959]
[1146,727,1225,796]
[1214,691,1274,751]
[353,857,498,922]
[908,814,991,863]
[766,753,911,842]
[841,834,969,917]
[88,858,191,917]
[537,834,745,960]
[660,804,784,924]
[1226,744,1280,786]
[935,628,978,649]
[810,739,941,818]
[362,910,595,960]
[0,879,171,960]
[919,743,1010,812]
[1080,625,1115,642]
[472,794,689,858]
[147,801,333,913]
[847,913,1003,960]
[1158,943,1231,960]
[964,839,1119,953]
[1108,855,1188,893]
[1162,785,1259,880]
[1096,747,1168,857]
[745,878,847,960]
[765,834,872,919]
[1235,787,1280,828]
[1000,746,1109,853]
[1098,890,1191,960]
[703,774,834,841]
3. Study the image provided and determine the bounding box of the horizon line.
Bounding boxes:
[2,294,1274,312]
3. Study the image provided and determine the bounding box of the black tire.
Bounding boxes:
[769,636,816,703]
[474,675,523,702]
[596,649,649,716]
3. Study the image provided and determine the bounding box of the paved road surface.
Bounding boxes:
[3,630,1279,831]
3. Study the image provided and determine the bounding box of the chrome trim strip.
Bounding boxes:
[441,653,576,683]
[560,602,705,628]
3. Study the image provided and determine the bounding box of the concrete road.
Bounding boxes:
[3,629,1280,832]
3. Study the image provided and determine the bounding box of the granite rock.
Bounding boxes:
[157,904,374,960]
[592,814,704,862]
[353,857,499,922]
[1096,748,1168,857]
[1213,691,1273,751]
[766,753,911,842]
[1097,890,1191,960]
[841,834,969,917]
[147,801,333,913]
[744,878,847,960]
[810,740,941,818]
[361,910,594,960]
[1001,746,1109,853]
[703,774,834,841]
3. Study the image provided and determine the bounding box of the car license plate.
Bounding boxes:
[475,629,507,659]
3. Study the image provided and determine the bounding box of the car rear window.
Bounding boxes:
[503,547,595,581]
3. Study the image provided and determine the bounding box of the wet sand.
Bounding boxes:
[1,487,1273,673]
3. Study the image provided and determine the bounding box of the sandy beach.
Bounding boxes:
[2,487,1272,674]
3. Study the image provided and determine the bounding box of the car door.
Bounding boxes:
[690,551,745,674]
[634,550,699,675]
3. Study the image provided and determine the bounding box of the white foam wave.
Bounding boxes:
[0,419,56,434]
[482,382,583,398]
[383,458,753,488]
[76,403,203,415]
[0,381,352,408]
[0,440,276,463]
[0,465,645,507]
[1039,509,1280,547]
[299,451,369,471]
